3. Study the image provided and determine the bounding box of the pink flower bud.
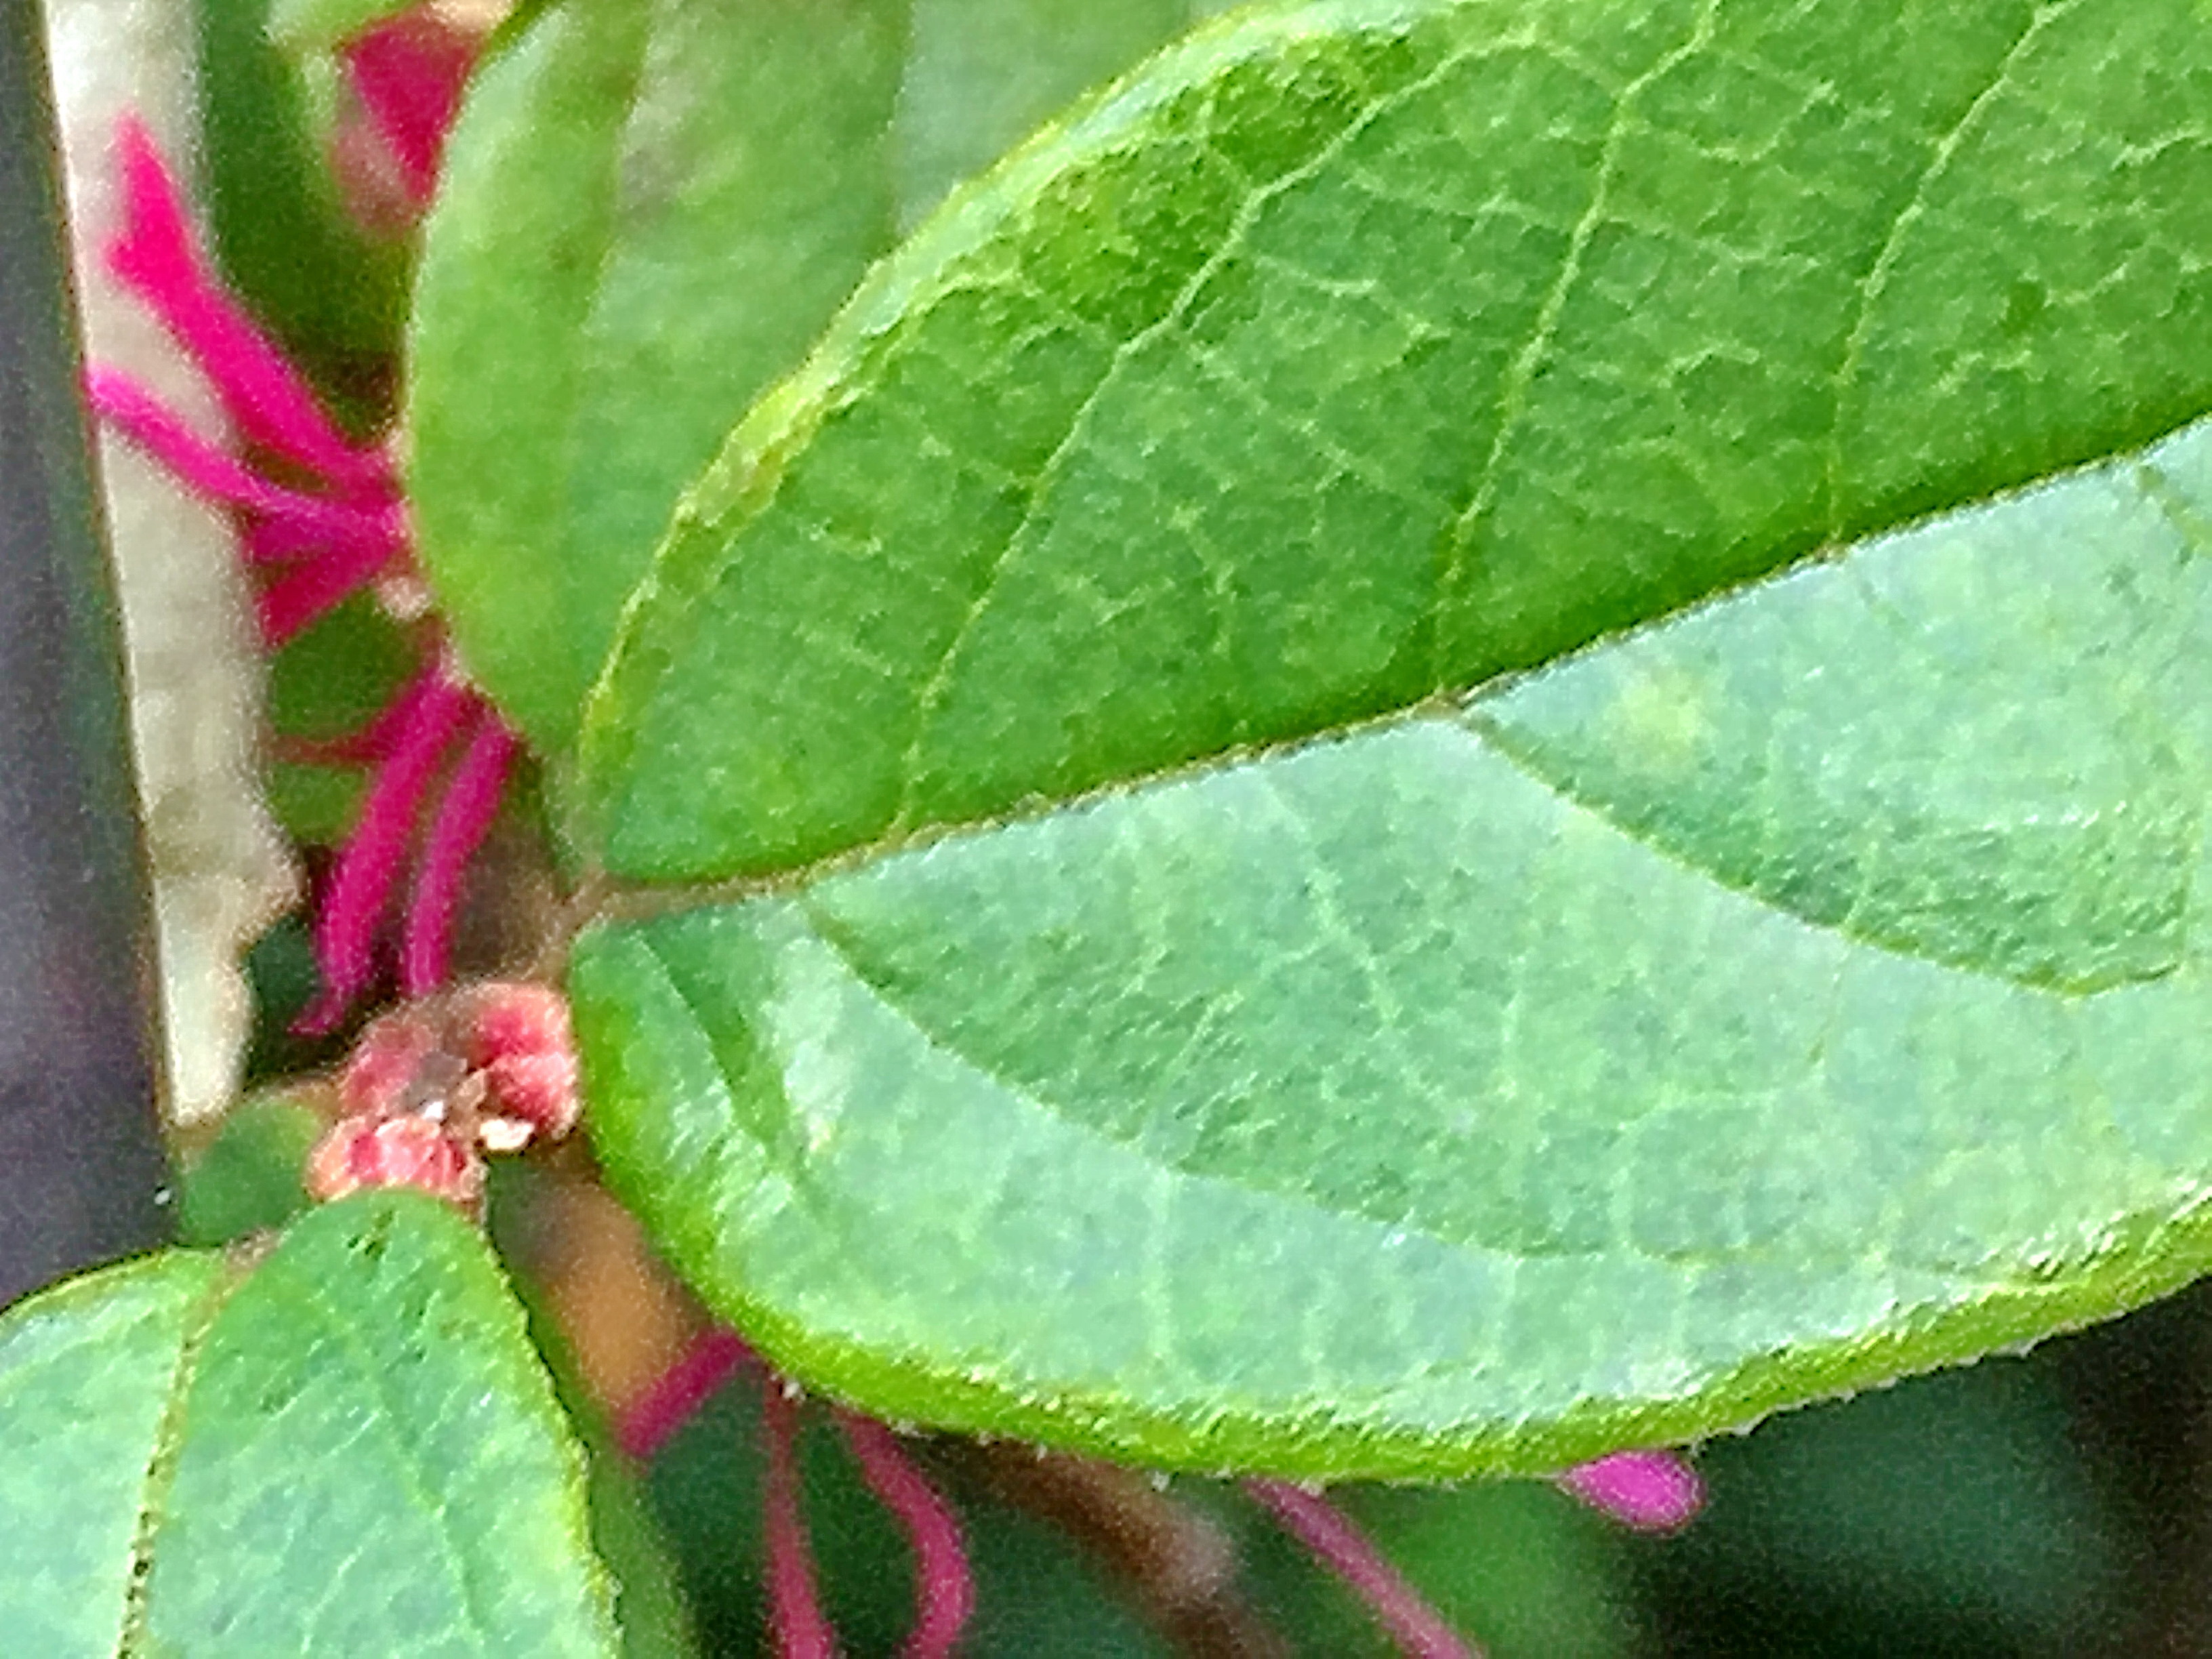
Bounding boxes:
[478,1052,579,1143]
[337,1007,445,1118]
[305,1112,485,1212]
[459,982,579,1143]
[1557,1450,1704,1532]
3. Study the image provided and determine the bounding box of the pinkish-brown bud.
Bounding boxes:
[459,982,579,1145]
[479,1051,579,1143]
[461,981,571,1065]
[339,1008,445,1119]
[305,1113,485,1212]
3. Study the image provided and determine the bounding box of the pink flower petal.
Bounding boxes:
[1246,1479,1476,1659]
[255,512,411,644]
[106,115,390,499]
[345,12,476,207]
[87,367,403,556]
[296,665,474,1032]
[760,1378,841,1659]
[399,708,516,996]
[836,1414,974,1659]
[1557,1450,1704,1532]
[617,1328,756,1462]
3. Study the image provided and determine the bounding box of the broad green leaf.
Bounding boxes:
[567,0,2212,1477]
[0,1194,619,1656]
[575,413,2212,1476]
[409,0,1228,750]
[578,0,2212,878]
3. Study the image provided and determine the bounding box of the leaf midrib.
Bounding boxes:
[576,398,2212,950]
[116,1264,238,1659]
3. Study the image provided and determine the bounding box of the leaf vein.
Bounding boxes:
[884,35,1489,831]
[114,1268,236,1659]
[1434,0,1721,675]
[1823,0,2083,537]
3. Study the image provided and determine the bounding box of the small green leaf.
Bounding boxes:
[176,1093,324,1246]
[195,0,409,401]
[0,1195,619,1656]
[265,760,371,846]
[264,594,417,844]
[409,0,1225,750]
[266,594,417,742]
[569,0,2212,1476]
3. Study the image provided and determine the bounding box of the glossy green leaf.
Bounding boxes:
[578,0,2212,876]
[576,410,2212,1475]
[567,0,2212,1477]
[409,0,1227,750]
[0,1195,619,1656]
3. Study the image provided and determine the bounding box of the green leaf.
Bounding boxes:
[577,0,2212,877]
[176,1093,324,1246]
[266,594,417,741]
[409,0,1226,750]
[0,1195,619,1655]
[195,0,409,403]
[264,594,417,843]
[568,0,2212,1477]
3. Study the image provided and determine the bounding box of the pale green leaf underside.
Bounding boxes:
[0,1196,617,1656]
[563,0,2212,1474]
[576,413,2212,1478]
